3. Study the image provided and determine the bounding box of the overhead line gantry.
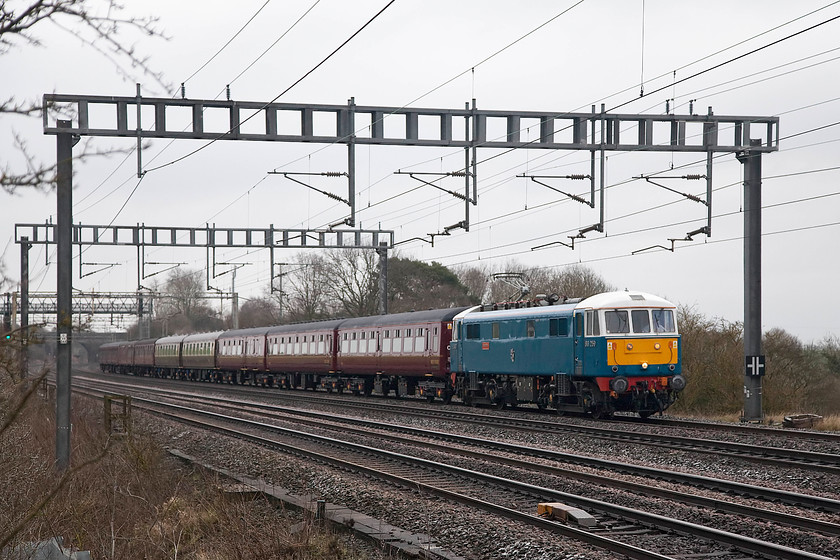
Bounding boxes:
[36,91,779,471]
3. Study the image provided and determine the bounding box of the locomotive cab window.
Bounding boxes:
[652,309,676,333]
[605,310,630,334]
[631,309,651,333]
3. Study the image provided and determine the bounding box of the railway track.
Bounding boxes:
[73,376,840,559]
[81,372,840,475]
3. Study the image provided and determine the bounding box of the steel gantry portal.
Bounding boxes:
[38,91,778,469]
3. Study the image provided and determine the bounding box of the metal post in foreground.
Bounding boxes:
[56,120,74,470]
[377,242,388,315]
[20,236,30,377]
[739,139,764,422]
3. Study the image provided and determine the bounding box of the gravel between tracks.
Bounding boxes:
[104,376,840,559]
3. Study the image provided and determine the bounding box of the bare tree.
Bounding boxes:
[322,249,378,318]
[1,0,168,194]
[543,264,616,300]
[236,295,280,328]
[153,269,221,334]
[283,253,333,322]
[455,261,615,304]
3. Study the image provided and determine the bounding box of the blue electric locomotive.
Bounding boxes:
[449,291,685,417]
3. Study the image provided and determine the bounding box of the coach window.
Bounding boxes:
[492,323,500,339]
[527,320,535,338]
[605,310,630,334]
[383,331,392,353]
[351,332,359,354]
[631,309,651,333]
[405,329,414,353]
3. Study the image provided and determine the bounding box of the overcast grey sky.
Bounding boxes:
[2,0,839,341]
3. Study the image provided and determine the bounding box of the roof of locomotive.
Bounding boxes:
[455,291,675,323]
[338,307,472,329]
[576,291,676,309]
[455,302,576,323]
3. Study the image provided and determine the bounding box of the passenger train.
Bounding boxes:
[99,291,685,418]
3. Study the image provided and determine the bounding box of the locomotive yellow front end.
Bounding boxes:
[576,292,686,418]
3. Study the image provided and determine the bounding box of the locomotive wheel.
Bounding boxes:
[442,393,452,405]
[426,394,435,403]
[639,410,655,419]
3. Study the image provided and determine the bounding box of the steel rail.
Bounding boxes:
[80,374,840,510]
[131,385,840,535]
[74,381,836,560]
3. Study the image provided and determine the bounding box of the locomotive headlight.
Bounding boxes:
[654,343,661,350]
[669,374,687,391]
[641,362,649,370]
[627,343,633,350]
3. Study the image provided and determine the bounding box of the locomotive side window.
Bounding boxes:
[549,318,569,336]
[631,310,651,333]
[526,320,535,338]
[605,310,630,334]
[492,323,500,339]
[652,309,676,333]
[465,324,480,339]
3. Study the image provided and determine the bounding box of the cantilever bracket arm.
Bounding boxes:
[142,261,186,281]
[531,238,576,251]
[394,236,434,247]
[394,171,473,203]
[425,220,467,247]
[636,174,708,205]
[531,222,603,252]
[80,262,119,279]
[78,244,119,278]
[270,171,350,206]
[518,174,592,206]
[631,225,710,255]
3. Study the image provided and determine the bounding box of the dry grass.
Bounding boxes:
[678,412,840,431]
[0,374,382,560]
